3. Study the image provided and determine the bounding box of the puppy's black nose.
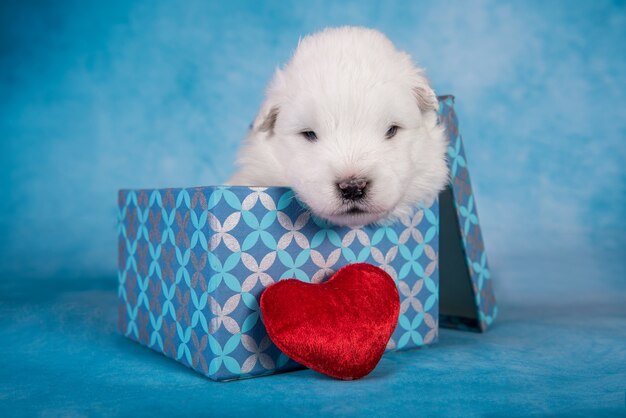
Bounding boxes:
[337,177,368,201]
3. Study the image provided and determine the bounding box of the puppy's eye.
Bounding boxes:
[300,131,318,142]
[385,125,400,139]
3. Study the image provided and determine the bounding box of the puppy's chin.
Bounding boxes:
[323,211,390,228]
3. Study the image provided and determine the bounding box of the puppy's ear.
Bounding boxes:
[252,68,285,138]
[257,106,279,135]
[413,85,439,113]
[411,68,439,113]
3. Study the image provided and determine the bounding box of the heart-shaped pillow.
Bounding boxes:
[260,263,400,380]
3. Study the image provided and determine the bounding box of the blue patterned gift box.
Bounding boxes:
[117,96,496,381]
[118,187,439,381]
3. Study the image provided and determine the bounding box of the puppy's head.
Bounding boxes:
[250,27,448,226]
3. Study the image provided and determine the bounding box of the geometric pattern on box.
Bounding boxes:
[438,96,497,332]
[118,187,439,381]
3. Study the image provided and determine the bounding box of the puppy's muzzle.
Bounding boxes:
[337,177,369,201]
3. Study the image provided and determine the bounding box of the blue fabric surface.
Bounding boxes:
[2,246,625,416]
[2,0,626,416]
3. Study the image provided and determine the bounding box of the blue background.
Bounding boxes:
[1,1,625,416]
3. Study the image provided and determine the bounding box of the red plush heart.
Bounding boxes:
[260,263,400,380]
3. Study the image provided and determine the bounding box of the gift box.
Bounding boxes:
[117,96,496,381]
[437,96,497,331]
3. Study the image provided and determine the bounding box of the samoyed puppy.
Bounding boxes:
[228,26,448,227]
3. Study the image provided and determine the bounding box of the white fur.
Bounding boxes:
[228,27,449,227]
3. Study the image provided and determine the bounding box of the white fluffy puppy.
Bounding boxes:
[229,26,448,227]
